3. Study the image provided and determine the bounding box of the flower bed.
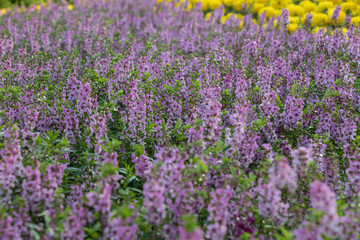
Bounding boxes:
[161,0,360,33]
[0,0,360,239]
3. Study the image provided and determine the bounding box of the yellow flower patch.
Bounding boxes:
[160,0,360,33]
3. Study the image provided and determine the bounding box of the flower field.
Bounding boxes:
[1,0,360,239]
[161,0,360,32]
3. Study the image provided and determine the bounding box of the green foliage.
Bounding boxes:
[0,0,67,8]
[182,214,198,232]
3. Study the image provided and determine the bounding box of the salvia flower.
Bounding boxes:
[257,183,289,225]
[331,6,341,23]
[205,186,233,240]
[292,147,312,178]
[131,153,153,180]
[143,179,166,226]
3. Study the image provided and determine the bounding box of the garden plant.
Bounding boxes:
[0,0,360,239]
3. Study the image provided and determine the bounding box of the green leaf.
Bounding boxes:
[174,119,181,130]
[133,144,144,157]
[182,215,197,232]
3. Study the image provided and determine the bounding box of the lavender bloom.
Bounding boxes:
[257,183,289,225]
[77,82,94,117]
[331,6,341,23]
[22,162,42,213]
[345,15,352,28]
[0,125,23,204]
[304,13,313,29]
[281,9,290,26]
[202,100,222,145]
[89,113,108,156]
[1,0,360,238]
[269,157,297,193]
[0,216,22,239]
[131,153,153,180]
[345,154,360,199]
[179,226,204,240]
[310,180,338,216]
[309,180,342,238]
[143,179,166,226]
[292,147,312,178]
[104,214,138,240]
[61,202,88,240]
[282,96,304,130]
[206,187,232,240]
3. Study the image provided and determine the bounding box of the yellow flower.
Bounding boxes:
[68,4,74,11]
[269,0,281,9]
[318,1,334,11]
[253,3,265,13]
[205,12,212,20]
[258,6,276,18]
[185,3,194,10]
[207,0,223,9]
[286,4,305,17]
[341,2,357,13]
[312,27,327,34]
[235,13,243,19]
[275,9,282,16]
[239,21,244,29]
[288,23,298,33]
[290,16,301,24]
[273,19,278,27]
[300,1,318,12]
[328,0,341,5]
[352,16,360,26]
[231,0,245,11]
[222,0,234,6]
[342,27,348,34]
[311,12,329,26]
[221,13,233,23]
[255,0,270,4]
[0,9,6,15]
[281,0,294,8]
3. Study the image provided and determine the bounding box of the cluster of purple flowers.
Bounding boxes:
[0,0,360,239]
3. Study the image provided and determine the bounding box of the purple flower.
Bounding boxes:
[62,202,88,240]
[178,226,204,240]
[205,186,232,240]
[304,13,313,29]
[104,215,138,240]
[269,157,297,193]
[345,154,360,198]
[291,147,312,177]
[345,15,352,28]
[310,180,337,218]
[281,9,290,25]
[331,6,341,23]
[143,179,166,226]
[257,183,289,225]
[0,216,22,239]
[281,96,304,130]
[132,153,153,180]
